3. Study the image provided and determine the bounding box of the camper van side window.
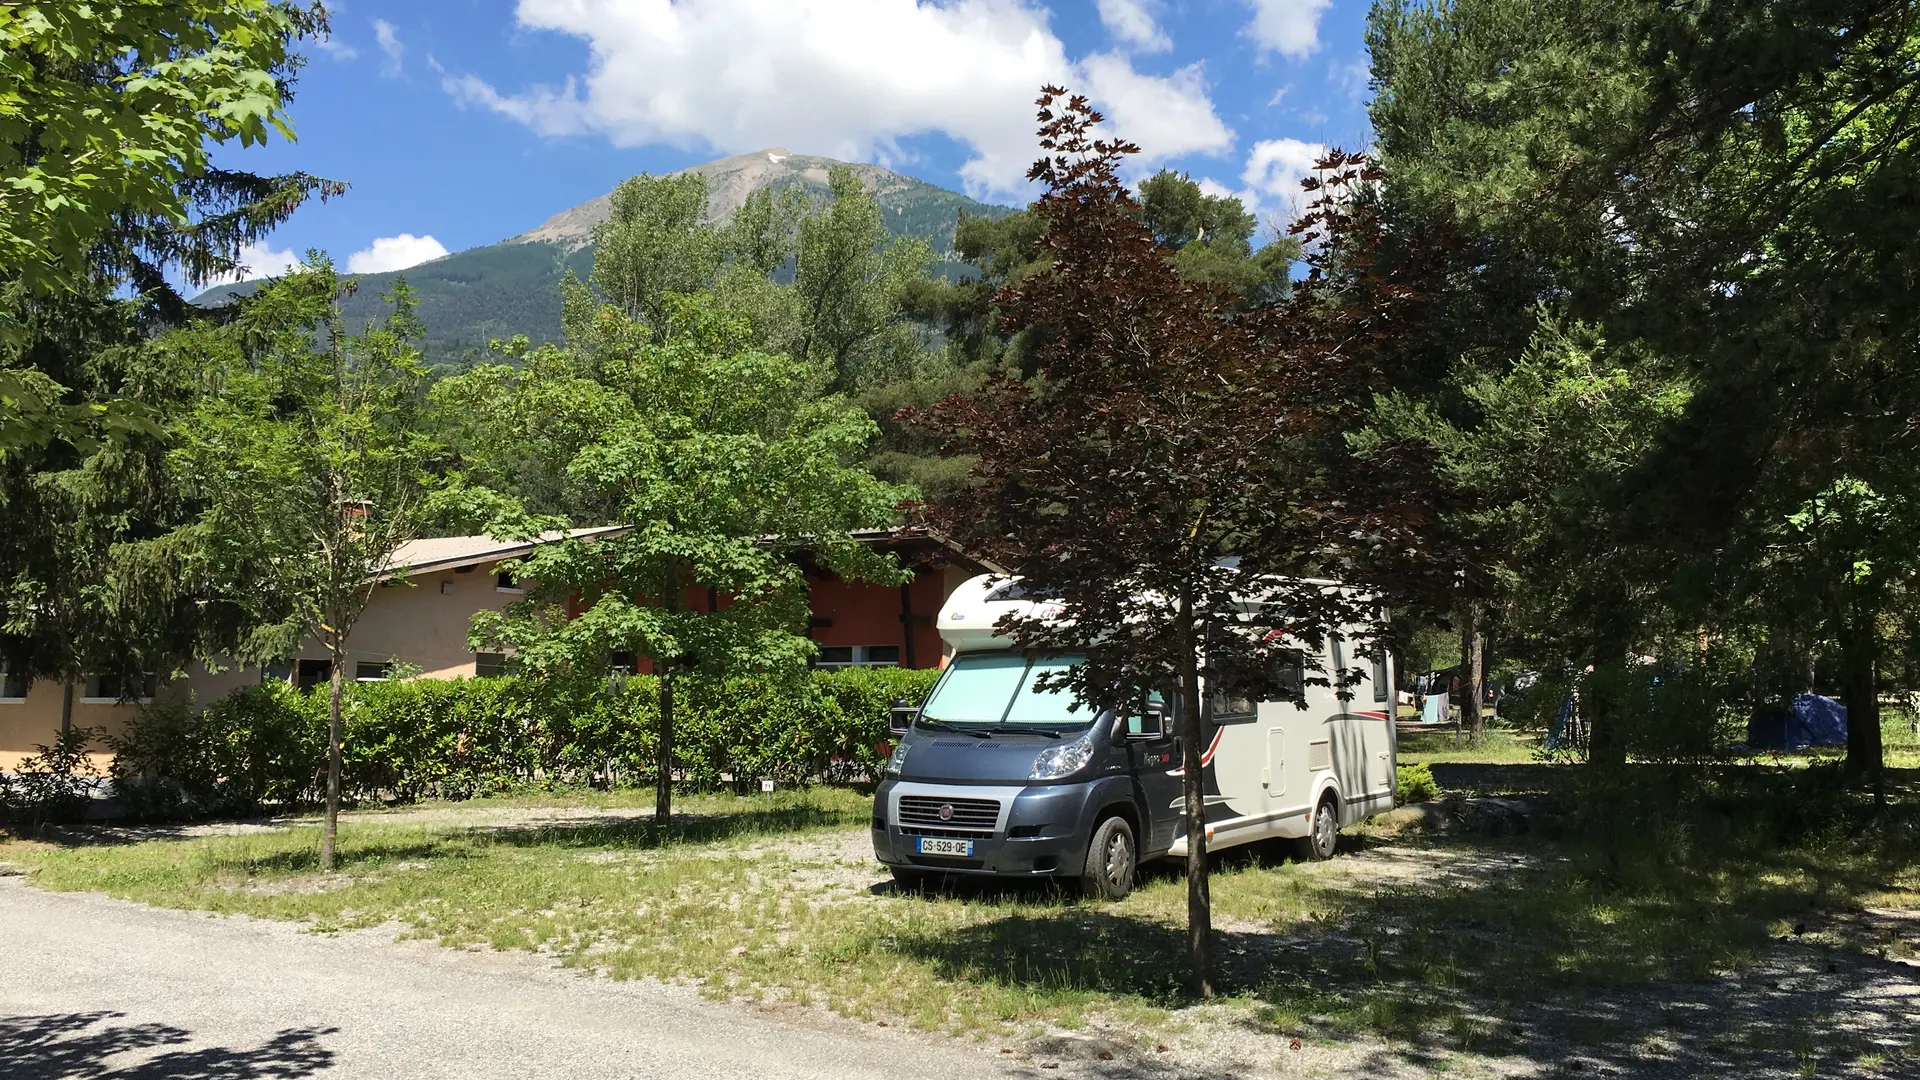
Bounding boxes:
[1274,650,1306,704]
[1209,686,1258,724]
[1373,649,1390,703]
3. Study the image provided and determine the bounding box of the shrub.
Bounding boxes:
[1,727,104,827]
[108,682,324,820]
[1395,762,1439,803]
[101,666,942,820]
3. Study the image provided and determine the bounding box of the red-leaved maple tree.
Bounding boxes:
[908,87,1439,996]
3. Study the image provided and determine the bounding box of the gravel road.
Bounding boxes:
[0,874,1057,1080]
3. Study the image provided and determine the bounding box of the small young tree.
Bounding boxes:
[912,89,1430,996]
[166,258,438,870]
[471,294,908,825]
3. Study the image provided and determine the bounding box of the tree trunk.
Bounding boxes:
[1585,629,1630,768]
[656,669,675,825]
[1840,602,1885,806]
[60,680,74,737]
[1177,594,1213,999]
[1460,605,1484,741]
[320,647,345,872]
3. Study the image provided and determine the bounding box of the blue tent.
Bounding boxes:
[1746,693,1849,750]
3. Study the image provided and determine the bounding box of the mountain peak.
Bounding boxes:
[509,148,967,248]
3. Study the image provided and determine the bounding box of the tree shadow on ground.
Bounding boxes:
[892,820,1920,1079]
[0,1012,336,1079]
[873,833,1378,902]
[480,801,867,850]
[20,799,863,863]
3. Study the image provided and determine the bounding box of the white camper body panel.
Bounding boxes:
[1166,640,1397,857]
[935,573,1397,860]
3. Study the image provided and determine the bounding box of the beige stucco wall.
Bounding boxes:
[0,561,525,773]
[0,678,192,773]
[264,562,525,683]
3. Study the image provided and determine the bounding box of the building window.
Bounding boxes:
[355,661,394,682]
[495,570,523,593]
[262,662,292,685]
[474,652,508,678]
[814,645,901,668]
[0,668,27,701]
[83,672,158,703]
[295,659,333,690]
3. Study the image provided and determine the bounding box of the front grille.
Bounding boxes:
[898,795,1000,832]
[898,825,986,840]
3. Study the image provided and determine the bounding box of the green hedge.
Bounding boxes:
[107,667,939,820]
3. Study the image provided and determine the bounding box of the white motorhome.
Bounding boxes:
[872,574,1397,899]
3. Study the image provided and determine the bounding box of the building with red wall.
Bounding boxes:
[796,529,995,670]
[673,528,998,671]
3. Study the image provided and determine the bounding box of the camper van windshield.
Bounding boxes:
[920,653,1093,729]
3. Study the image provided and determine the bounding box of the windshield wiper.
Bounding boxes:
[987,726,1064,739]
[916,717,989,739]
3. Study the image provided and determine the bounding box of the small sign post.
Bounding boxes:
[761,777,775,807]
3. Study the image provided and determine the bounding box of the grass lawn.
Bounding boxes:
[1396,725,1539,765]
[6,776,1919,1075]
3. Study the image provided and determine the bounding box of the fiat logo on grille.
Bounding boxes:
[938,804,954,821]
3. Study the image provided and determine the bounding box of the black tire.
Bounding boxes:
[890,866,935,892]
[1080,815,1137,901]
[1297,794,1340,861]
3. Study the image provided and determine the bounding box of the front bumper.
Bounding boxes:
[872,779,1092,877]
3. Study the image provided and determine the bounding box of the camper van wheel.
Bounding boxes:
[1297,794,1340,862]
[890,867,936,893]
[1080,815,1137,901]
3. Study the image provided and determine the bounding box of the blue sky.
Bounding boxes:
[215,0,1376,282]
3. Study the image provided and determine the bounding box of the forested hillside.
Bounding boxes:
[193,149,1016,368]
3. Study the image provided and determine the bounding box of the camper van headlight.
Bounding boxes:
[1029,729,1095,780]
[884,740,910,777]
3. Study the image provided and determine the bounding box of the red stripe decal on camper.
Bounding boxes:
[1199,726,1224,766]
[1167,727,1227,776]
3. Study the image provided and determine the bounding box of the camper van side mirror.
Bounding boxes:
[1124,700,1169,742]
[889,697,917,735]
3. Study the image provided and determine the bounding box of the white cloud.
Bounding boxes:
[347,234,449,274]
[373,17,403,76]
[444,0,1234,198]
[207,242,303,285]
[1335,57,1371,102]
[1241,136,1327,220]
[1243,0,1330,59]
[1080,55,1232,167]
[1096,0,1170,53]
[1195,177,1237,201]
[312,35,358,62]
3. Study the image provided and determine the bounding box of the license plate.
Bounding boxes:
[916,836,974,857]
